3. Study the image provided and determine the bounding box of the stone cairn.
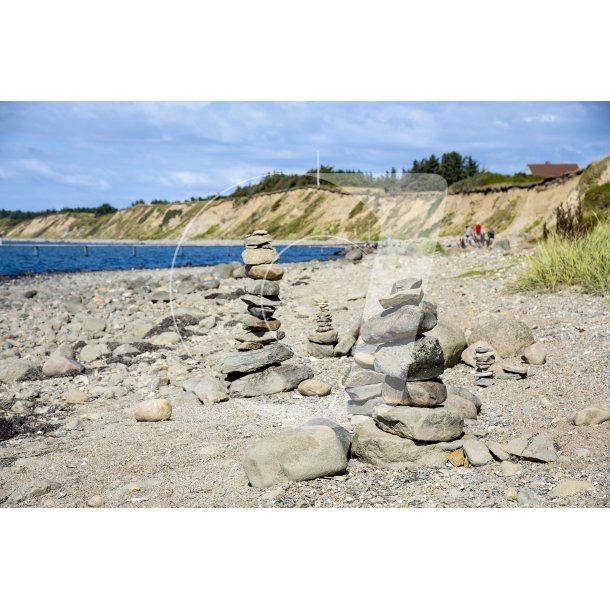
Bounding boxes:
[307,299,338,357]
[220,230,312,397]
[474,346,495,387]
[345,277,464,446]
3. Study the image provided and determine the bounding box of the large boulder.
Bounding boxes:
[425,321,466,368]
[242,426,348,488]
[300,419,351,455]
[221,342,293,375]
[0,358,38,384]
[351,419,462,468]
[374,336,445,381]
[229,363,313,397]
[467,318,535,357]
[373,405,464,442]
[360,305,436,344]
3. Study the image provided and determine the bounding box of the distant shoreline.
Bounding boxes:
[0,237,352,247]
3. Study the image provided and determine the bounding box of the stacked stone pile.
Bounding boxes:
[220,230,312,397]
[474,346,495,387]
[349,277,466,467]
[307,299,338,357]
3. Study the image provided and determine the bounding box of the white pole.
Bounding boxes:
[316,150,320,186]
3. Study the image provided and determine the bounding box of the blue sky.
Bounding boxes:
[1,101,609,211]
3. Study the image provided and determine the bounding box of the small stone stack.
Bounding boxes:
[307,299,338,357]
[348,277,464,446]
[474,346,495,387]
[220,230,312,397]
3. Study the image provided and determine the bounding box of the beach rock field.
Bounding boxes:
[0,242,608,507]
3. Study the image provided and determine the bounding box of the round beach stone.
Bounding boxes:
[308,329,338,345]
[298,379,332,396]
[246,264,284,281]
[425,320,467,368]
[42,355,85,377]
[353,351,375,369]
[522,342,547,365]
[381,376,447,406]
[134,399,172,422]
[65,389,88,404]
[307,342,335,357]
[86,495,104,508]
[468,317,535,357]
[241,248,278,266]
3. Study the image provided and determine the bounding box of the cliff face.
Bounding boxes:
[3,157,608,242]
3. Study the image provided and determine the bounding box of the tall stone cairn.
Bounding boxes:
[346,277,464,444]
[220,230,312,397]
[307,299,339,357]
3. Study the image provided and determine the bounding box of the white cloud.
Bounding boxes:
[159,171,212,188]
[13,158,109,190]
[523,113,560,124]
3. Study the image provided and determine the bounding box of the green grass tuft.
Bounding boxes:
[510,223,610,295]
[416,240,446,255]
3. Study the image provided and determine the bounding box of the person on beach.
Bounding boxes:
[474,223,482,246]
[486,227,495,247]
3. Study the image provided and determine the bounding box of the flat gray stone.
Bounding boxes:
[374,336,445,381]
[308,329,338,345]
[343,365,385,388]
[0,358,38,384]
[381,376,447,406]
[373,405,464,442]
[245,278,280,297]
[378,288,423,310]
[345,383,383,404]
[360,305,437,344]
[462,438,494,466]
[242,426,347,488]
[572,407,610,426]
[221,342,293,374]
[229,363,313,397]
[390,278,422,293]
[3,479,61,507]
[182,375,229,404]
[307,342,335,358]
[505,434,557,463]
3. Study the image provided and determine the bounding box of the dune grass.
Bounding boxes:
[510,223,610,295]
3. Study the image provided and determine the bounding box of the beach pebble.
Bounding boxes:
[298,379,332,397]
[86,495,104,508]
[134,399,172,422]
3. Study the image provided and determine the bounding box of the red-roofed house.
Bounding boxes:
[526,161,579,178]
